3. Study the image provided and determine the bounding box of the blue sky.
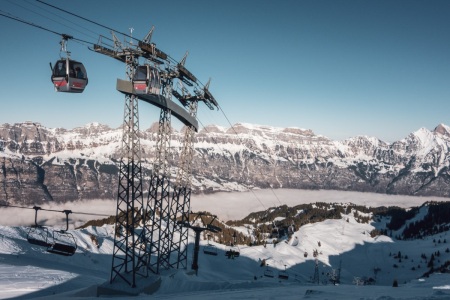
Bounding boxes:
[1,0,449,142]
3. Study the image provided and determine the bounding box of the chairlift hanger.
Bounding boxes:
[26,206,52,248]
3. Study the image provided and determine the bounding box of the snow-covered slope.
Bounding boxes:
[2,201,450,299]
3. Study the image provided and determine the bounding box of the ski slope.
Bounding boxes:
[2,195,450,299]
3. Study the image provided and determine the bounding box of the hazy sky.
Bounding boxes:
[1,0,449,142]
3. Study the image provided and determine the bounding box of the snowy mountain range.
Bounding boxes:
[1,121,449,205]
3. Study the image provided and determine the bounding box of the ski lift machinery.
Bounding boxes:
[50,34,88,93]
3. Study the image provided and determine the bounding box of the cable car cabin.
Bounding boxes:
[51,59,88,93]
[47,230,77,256]
[132,65,161,95]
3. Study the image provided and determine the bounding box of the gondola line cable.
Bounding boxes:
[0,9,93,45]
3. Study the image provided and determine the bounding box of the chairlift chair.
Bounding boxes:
[278,270,289,280]
[225,232,240,258]
[47,230,77,256]
[27,206,52,248]
[132,65,161,95]
[203,234,218,256]
[264,268,274,278]
[203,244,218,256]
[278,265,289,280]
[225,246,240,258]
[47,210,77,256]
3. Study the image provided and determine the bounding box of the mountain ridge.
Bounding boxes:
[1,121,449,205]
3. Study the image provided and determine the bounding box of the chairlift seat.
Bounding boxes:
[27,226,52,248]
[47,243,76,256]
[48,230,77,256]
[225,249,240,258]
[278,271,289,280]
[203,245,218,256]
[27,238,52,248]
[264,269,274,278]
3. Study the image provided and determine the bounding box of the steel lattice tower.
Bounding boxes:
[110,53,148,288]
[94,28,217,278]
[146,79,176,274]
[169,100,198,269]
[168,76,218,270]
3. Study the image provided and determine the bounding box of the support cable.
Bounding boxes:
[0,203,111,217]
[7,0,100,42]
[0,9,92,45]
[196,118,268,211]
[36,0,135,42]
[214,105,284,207]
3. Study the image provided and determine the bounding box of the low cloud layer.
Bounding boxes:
[190,189,450,221]
[1,189,448,227]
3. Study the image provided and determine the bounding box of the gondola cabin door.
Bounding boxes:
[51,59,88,93]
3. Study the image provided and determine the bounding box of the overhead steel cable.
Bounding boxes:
[214,104,284,207]
[196,117,267,211]
[19,0,103,43]
[0,203,111,217]
[0,9,60,36]
[34,0,211,92]
[0,10,93,45]
[36,0,137,43]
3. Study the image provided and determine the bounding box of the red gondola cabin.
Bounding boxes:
[132,65,161,95]
[51,59,88,93]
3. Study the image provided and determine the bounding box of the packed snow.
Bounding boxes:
[1,189,450,299]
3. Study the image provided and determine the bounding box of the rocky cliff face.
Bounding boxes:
[1,121,449,205]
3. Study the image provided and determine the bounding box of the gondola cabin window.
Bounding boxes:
[54,61,66,76]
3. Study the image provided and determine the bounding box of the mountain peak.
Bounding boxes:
[434,123,450,138]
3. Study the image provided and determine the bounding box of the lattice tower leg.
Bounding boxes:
[110,94,147,288]
[146,108,174,273]
[170,120,197,269]
[170,186,191,269]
